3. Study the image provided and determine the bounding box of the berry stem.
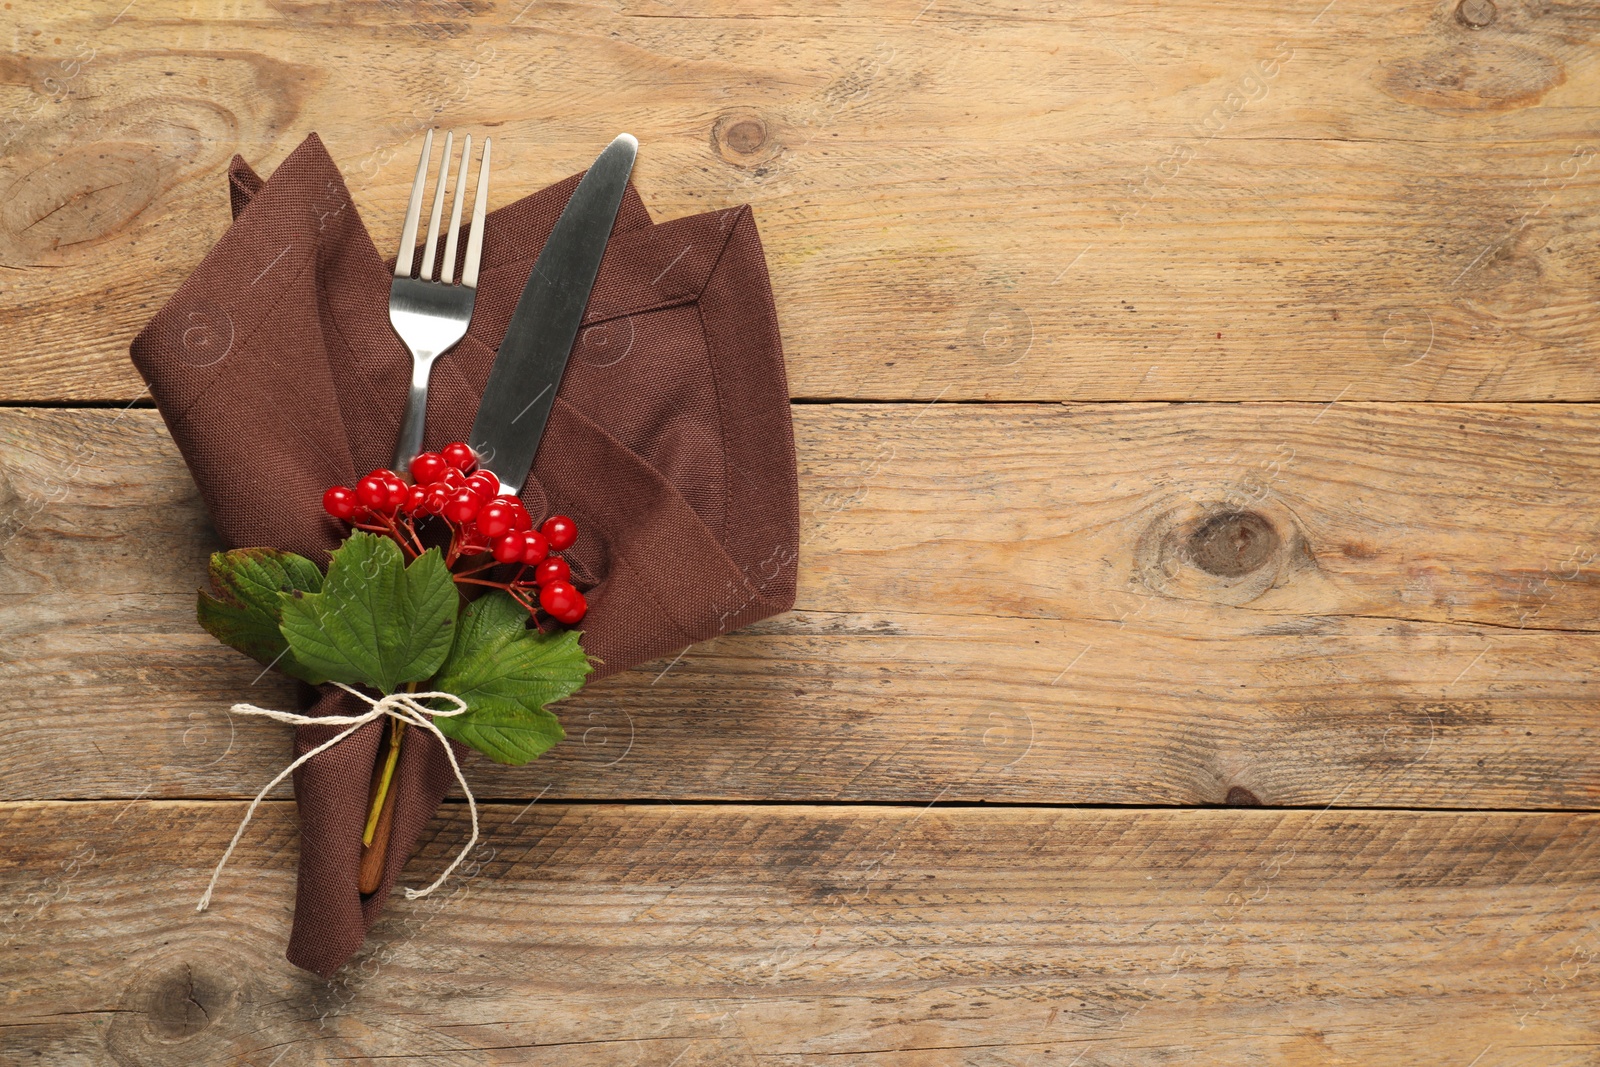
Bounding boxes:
[379,513,421,559]
[505,587,547,631]
[361,685,412,848]
[397,517,426,558]
[452,576,517,590]
[349,515,419,560]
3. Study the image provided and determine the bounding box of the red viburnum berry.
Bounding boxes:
[466,470,499,501]
[541,514,577,551]
[477,498,518,539]
[443,488,482,524]
[441,467,468,489]
[323,486,358,520]
[554,592,587,625]
[410,451,449,484]
[539,580,580,618]
[404,485,428,515]
[422,483,450,515]
[534,557,569,585]
[441,441,477,472]
[491,533,525,564]
[385,477,409,511]
[356,474,393,513]
[507,500,532,531]
[520,530,550,565]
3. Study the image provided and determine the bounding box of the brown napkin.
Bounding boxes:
[130,133,797,977]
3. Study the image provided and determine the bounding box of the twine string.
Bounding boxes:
[196,682,478,912]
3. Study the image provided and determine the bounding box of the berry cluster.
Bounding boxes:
[321,441,587,625]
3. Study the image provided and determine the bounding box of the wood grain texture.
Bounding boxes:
[4,406,1597,807]
[5,800,1599,1066]
[3,1,1600,401]
[4,0,1599,1051]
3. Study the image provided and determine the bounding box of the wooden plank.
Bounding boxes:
[3,1,1600,401]
[4,800,1599,1065]
[3,406,1598,807]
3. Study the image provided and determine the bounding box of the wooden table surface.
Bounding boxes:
[4,2,1599,1064]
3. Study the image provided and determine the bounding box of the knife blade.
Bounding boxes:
[470,133,638,494]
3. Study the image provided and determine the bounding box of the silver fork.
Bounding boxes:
[389,128,491,470]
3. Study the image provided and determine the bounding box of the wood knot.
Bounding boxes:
[1186,511,1280,577]
[1225,785,1263,806]
[108,950,249,1061]
[1455,0,1496,27]
[711,112,781,167]
[724,119,767,154]
[1133,497,1315,606]
[146,962,230,1038]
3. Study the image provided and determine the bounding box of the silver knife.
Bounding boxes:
[471,133,638,495]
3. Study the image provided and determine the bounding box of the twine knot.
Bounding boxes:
[196,682,478,912]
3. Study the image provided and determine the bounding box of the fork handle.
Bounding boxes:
[392,358,435,471]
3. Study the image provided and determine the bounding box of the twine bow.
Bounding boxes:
[196,682,478,912]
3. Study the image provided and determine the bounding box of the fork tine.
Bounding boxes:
[420,131,454,282]
[395,128,434,278]
[461,137,491,288]
[441,134,471,285]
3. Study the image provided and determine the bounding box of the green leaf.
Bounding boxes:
[430,590,592,765]
[196,547,327,684]
[277,531,458,694]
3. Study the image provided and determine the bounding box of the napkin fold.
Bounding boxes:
[131,133,797,977]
